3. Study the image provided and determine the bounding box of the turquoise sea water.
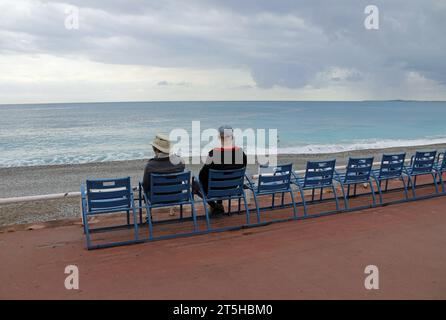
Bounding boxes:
[0,101,445,167]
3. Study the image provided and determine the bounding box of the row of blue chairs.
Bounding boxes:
[81,150,446,249]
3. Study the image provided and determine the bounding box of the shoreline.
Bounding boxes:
[1,142,445,226]
[4,138,446,169]
[2,142,445,197]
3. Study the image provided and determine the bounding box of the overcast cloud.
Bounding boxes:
[0,0,445,103]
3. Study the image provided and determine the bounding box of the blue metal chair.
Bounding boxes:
[404,151,438,198]
[141,171,197,240]
[81,177,139,249]
[245,164,298,222]
[434,152,446,193]
[371,153,409,204]
[293,160,340,216]
[193,168,250,229]
[334,157,376,209]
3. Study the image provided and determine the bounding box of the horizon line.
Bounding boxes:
[1,99,446,106]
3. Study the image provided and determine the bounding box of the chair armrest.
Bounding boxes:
[192,175,206,196]
[402,165,410,175]
[333,169,342,180]
[136,181,151,205]
[129,189,136,205]
[291,171,302,184]
[244,173,255,189]
[142,188,151,205]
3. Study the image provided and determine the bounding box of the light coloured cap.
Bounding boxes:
[218,125,233,137]
[151,133,171,154]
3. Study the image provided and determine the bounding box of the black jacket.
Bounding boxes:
[142,154,185,192]
[199,147,247,193]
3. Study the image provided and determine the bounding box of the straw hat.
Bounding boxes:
[151,133,171,154]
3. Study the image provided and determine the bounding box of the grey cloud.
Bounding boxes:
[0,0,445,94]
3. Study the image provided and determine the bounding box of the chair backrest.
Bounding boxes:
[86,177,132,213]
[410,151,436,174]
[344,157,374,183]
[207,168,246,199]
[149,171,191,206]
[258,163,292,193]
[303,160,336,188]
[379,153,406,179]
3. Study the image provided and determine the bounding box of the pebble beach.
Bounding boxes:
[1,143,445,227]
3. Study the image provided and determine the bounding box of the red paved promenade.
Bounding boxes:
[1,184,445,299]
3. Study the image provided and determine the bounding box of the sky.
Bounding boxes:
[0,0,445,104]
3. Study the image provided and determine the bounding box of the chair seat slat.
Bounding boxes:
[209,169,245,180]
[89,204,130,214]
[344,175,371,183]
[149,172,192,206]
[87,178,130,189]
[151,192,189,204]
[258,183,289,192]
[90,197,130,210]
[207,187,243,198]
[152,184,188,193]
[209,177,244,188]
[88,189,129,201]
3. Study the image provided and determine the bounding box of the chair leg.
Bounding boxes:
[126,210,130,225]
[132,207,139,241]
[147,206,153,240]
[281,192,285,207]
[271,193,275,209]
[228,199,232,215]
[319,187,323,201]
[385,179,389,192]
[242,192,250,225]
[331,185,340,211]
[339,182,349,210]
[299,186,308,216]
[252,192,261,223]
[202,197,211,230]
[401,176,409,200]
[439,171,445,193]
[180,204,183,219]
[408,175,416,198]
[369,180,377,207]
[238,198,241,214]
[138,188,143,224]
[311,188,315,202]
[353,184,357,197]
[191,201,198,232]
[431,173,439,194]
[84,214,92,249]
[289,190,298,219]
[375,179,384,204]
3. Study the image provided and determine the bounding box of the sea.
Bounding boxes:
[1,101,445,168]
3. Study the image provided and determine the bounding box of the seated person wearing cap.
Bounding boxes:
[142,133,185,193]
[196,125,247,215]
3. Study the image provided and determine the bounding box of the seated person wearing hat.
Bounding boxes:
[142,133,185,193]
[195,125,247,215]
